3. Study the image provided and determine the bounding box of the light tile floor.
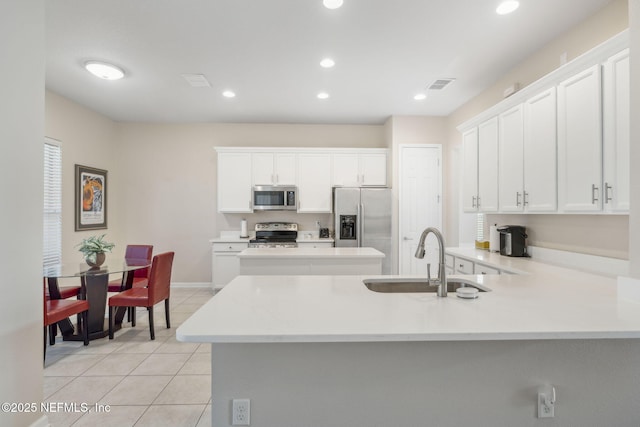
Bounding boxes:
[44,287,214,427]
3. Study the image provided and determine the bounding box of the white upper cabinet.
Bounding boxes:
[603,48,630,212]
[463,118,499,213]
[523,88,558,212]
[557,65,603,212]
[252,152,297,186]
[333,150,387,187]
[216,148,386,214]
[458,32,629,216]
[477,117,499,212]
[462,128,479,212]
[297,153,332,213]
[217,151,252,213]
[498,105,524,212]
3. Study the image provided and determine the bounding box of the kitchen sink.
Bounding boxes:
[363,277,490,293]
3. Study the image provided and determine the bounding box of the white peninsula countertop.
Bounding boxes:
[237,247,384,276]
[237,247,383,259]
[178,254,640,343]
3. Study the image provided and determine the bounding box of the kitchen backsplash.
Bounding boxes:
[219,212,334,235]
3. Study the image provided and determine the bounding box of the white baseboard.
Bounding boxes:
[170,282,211,289]
[528,246,629,278]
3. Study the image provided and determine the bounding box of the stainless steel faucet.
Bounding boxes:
[414,227,447,297]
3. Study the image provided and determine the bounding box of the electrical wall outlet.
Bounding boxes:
[232,399,251,425]
[537,387,556,418]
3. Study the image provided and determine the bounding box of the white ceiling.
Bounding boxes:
[45,0,614,125]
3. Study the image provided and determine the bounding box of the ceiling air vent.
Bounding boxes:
[181,74,211,87]
[428,78,456,91]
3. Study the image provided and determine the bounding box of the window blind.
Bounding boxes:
[44,139,62,268]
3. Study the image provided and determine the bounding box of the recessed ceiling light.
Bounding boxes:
[414,93,427,101]
[323,0,343,10]
[496,0,519,15]
[222,90,236,98]
[317,92,330,99]
[84,61,124,80]
[320,58,335,68]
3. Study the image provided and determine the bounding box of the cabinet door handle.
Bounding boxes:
[472,196,476,208]
[516,192,521,207]
[477,197,481,208]
[403,237,413,241]
[592,184,599,204]
[523,191,529,206]
[605,182,613,203]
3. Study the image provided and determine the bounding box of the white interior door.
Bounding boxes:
[399,145,442,275]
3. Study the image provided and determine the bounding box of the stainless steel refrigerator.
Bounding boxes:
[333,187,392,274]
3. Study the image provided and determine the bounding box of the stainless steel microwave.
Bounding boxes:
[252,185,297,211]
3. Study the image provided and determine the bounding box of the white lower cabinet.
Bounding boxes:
[445,254,455,275]
[474,263,500,275]
[448,254,505,276]
[211,242,248,290]
[455,258,474,274]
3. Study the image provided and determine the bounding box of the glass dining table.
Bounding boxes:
[44,258,150,341]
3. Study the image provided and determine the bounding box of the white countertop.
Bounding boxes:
[237,247,383,259]
[178,252,640,344]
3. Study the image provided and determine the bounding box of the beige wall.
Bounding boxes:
[116,122,385,283]
[0,1,45,426]
[446,0,630,258]
[45,91,125,265]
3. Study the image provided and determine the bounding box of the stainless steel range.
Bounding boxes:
[248,222,298,248]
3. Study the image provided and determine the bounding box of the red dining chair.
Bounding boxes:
[44,286,89,360]
[107,244,153,292]
[108,251,174,340]
[44,277,81,300]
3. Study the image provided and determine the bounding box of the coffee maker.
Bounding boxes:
[497,225,528,257]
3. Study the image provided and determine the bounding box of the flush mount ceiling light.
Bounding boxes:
[414,93,427,101]
[496,0,520,15]
[222,90,236,98]
[320,58,335,68]
[323,0,343,10]
[84,61,124,80]
[317,92,330,99]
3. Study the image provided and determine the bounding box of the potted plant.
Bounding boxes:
[77,234,115,267]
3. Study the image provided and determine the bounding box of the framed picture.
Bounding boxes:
[75,164,107,231]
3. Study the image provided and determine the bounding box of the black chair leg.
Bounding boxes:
[131,307,136,327]
[43,326,47,361]
[108,306,114,339]
[165,298,170,329]
[82,311,89,346]
[49,325,56,345]
[148,307,155,340]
